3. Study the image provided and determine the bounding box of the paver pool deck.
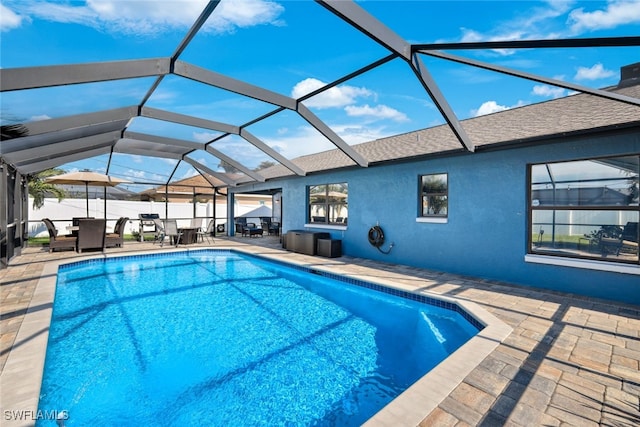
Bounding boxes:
[1,237,639,426]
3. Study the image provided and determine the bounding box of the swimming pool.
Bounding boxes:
[37,250,480,426]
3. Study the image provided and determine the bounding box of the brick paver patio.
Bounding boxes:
[1,237,639,426]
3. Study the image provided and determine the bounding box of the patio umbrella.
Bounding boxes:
[46,171,130,216]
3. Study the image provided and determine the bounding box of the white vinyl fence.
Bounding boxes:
[27,197,267,238]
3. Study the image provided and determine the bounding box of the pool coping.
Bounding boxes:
[0,247,511,427]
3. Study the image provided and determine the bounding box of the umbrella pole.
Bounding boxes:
[85,182,89,216]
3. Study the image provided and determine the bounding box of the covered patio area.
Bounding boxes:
[1,237,639,426]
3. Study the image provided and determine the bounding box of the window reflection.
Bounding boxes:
[530,155,639,264]
[420,173,448,217]
[308,183,348,224]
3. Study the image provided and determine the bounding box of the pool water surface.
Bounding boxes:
[37,250,479,426]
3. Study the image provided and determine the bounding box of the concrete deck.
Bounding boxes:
[1,236,639,426]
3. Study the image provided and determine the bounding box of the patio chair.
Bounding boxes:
[190,218,204,232]
[106,217,129,248]
[162,219,182,247]
[590,224,635,257]
[617,221,638,255]
[77,219,106,253]
[621,221,638,242]
[235,217,247,234]
[71,216,94,238]
[268,221,280,236]
[152,218,165,244]
[242,222,264,237]
[197,219,215,244]
[42,218,77,253]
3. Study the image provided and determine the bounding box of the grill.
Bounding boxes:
[138,213,160,236]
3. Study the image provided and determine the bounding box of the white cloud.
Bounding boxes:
[448,0,640,54]
[472,100,527,117]
[193,131,218,143]
[10,0,284,36]
[292,78,373,109]
[344,104,409,122]
[0,4,24,31]
[18,1,103,27]
[30,114,52,121]
[210,0,284,33]
[330,123,390,145]
[532,84,566,98]
[568,1,640,33]
[259,121,391,160]
[473,101,510,117]
[292,78,408,125]
[126,169,146,179]
[149,173,167,182]
[574,63,616,81]
[179,168,198,180]
[451,1,572,55]
[193,157,208,166]
[162,158,178,165]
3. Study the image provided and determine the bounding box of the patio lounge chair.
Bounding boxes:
[197,219,215,244]
[77,219,106,253]
[106,217,128,248]
[42,218,77,253]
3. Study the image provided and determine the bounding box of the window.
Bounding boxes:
[529,155,639,264]
[308,183,348,225]
[420,173,448,217]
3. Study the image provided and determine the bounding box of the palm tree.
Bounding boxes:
[28,168,67,209]
[1,123,28,140]
[255,160,276,171]
[218,161,239,173]
[1,123,66,209]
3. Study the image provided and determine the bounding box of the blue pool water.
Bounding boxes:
[37,250,479,426]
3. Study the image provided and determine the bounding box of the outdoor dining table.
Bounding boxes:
[177,227,199,245]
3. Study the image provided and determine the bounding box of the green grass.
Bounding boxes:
[29,234,143,246]
[28,237,50,246]
[534,234,583,244]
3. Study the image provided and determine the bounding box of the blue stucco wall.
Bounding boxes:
[233,130,640,305]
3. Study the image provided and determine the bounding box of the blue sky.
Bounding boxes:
[1,0,639,187]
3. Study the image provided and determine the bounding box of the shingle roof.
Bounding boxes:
[253,83,640,181]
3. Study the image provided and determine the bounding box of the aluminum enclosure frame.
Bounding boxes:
[1,0,638,192]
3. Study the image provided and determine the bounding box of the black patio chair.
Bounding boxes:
[42,218,77,253]
[106,217,128,248]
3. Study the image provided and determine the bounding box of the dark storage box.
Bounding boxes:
[284,230,330,255]
[317,239,342,258]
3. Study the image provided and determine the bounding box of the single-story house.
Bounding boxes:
[227,63,640,305]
